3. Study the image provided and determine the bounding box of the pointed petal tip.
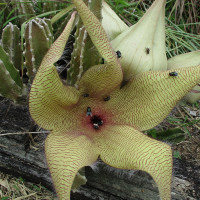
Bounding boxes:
[45,132,98,199]
[102,1,128,40]
[96,125,172,200]
[111,0,167,80]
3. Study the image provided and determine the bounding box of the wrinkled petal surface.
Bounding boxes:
[168,51,200,103]
[73,0,123,94]
[109,65,200,131]
[29,12,80,130]
[45,132,98,199]
[77,63,122,97]
[28,1,200,200]
[94,125,172,200]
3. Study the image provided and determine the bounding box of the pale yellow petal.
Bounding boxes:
[29,12,80,131]
[102,1,128,40]
[167,50,200,69]
[109,65,200,131]
[45,132,99,199]
[94,125,172,200]
[168,50,200,103]
[77,63,122,97]
[111,0,167,80]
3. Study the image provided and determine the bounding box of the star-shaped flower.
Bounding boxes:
[29,0,200,200]
[102,0,200,102]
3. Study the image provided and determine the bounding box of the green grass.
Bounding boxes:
[1,0,199,56]
[106,0,200,58]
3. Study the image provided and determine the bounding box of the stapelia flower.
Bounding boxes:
[29,0,200,200]
[104,0,200,102]
[110,0,167,80]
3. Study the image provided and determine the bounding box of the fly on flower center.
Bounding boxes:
[86,107,104,130]
[81,93,112,131]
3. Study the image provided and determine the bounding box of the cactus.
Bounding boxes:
[24,18,53,81]
[0,60,24,102]
[0,1,75,103]
[42,1,58,13]
[0,0,103,103]
[0,45,27,103]
[67,0,102,86]
[0,60,21,101]
[2,23,22,71]
[0,45,22,88]
[11,0,35,24]
[0,17,53,102]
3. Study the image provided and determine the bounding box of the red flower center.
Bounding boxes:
[90,115,103,129]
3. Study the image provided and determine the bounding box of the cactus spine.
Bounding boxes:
[0,60,23,102]
[67,0,102,86]
[2,23,22,71]
[24,18,53,81]
[0,45,26,103]
[11,0,35,23]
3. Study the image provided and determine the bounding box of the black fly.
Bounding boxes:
[104,96,110,101]
[101,50,121,64]
[86,107,92,116]
[116,50,122,58]
[169,72,178,76]
[145,48,150,54]
[83,93,89,97]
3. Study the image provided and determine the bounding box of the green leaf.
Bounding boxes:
[147,128,185,144]
[1,197,10,200]
[173,151,181,159]
[51,4,74,25]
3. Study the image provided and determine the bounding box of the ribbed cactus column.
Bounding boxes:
[67,0,102,86]
[0,61,22,101]
[2,23,22,71]
[24,18,53,81]
[11,0,35,23]
[42,1,58,12]
[0,46,26,103]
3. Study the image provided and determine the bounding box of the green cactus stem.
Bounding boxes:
[42,1,58,13]
[24,18,53,81]
[67,0,102,86]
[0,60,23,102]
[67,19,87,86]
[0,45,22,88]
[2,23,22,71]
[11,0,35,24]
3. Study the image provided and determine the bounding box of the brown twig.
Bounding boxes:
[0,131,50,137]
